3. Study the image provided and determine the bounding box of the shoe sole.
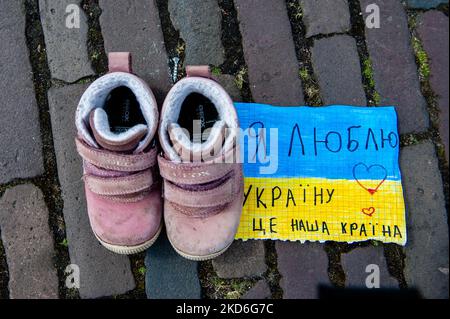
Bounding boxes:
[168,236,233,261]
[94,224,162,255]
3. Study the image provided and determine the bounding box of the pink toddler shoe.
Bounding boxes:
[75,52,162,254]
[158,66,244,260]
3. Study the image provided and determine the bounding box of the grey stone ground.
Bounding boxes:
[0,0,448,299]
[407,0,447,8]
[342,246,398,288]
[212,240,267,279]
[301,0,351,37]
[401,142,449,299]
[145,233,201,299]
[311,35,367,106]
[417,11,449,162]
[235,0,305,106]
[361,0,429,134]
[242,280,271,299]
[276,242,330,299]
[0,184,58,299]
[39,0,94,82]
[168,0,225,66]
[0,0,44,184]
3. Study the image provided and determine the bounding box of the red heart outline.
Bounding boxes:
[362,207,376,217]
[353,163,387,195]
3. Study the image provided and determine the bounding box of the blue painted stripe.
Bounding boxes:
[235,103,401,181]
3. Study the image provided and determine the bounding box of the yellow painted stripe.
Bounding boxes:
[236,177,407,245]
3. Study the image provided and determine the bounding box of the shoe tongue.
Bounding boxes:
[89,108,148,152]
[168,121,226,162]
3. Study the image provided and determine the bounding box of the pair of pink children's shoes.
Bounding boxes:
[75,52,243,260]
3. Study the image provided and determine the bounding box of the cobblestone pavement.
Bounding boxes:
[0,0,448,299]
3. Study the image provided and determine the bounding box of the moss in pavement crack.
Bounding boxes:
[286,0,323,106]
[81,0,107,75]
[24,0,77,299]
[198,260,257,299]
[407,9,450,217]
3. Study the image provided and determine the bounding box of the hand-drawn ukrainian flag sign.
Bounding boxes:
[234,103,406,245]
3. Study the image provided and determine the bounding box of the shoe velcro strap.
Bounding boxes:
[108,52,132,73]
[158,155,238,185]
[84,169,154,197]
[76,138,157,172]
[186,65,212,79]
[163,173,241,208]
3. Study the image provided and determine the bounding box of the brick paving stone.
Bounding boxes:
[145,234,201,299]
[311,35,367,106]
[235,0,304,106]
[168,0,224,66]
[417,11,449,162]
[39,0,94,82]
[361,0,429,134]
[406,0,448,9]
[300,0,351,38]
[213,74,243,102]
[47,84,135,298]
[0,184,59,299]
[99,0,172,104]
[242,280,271,299]
[276,242,330,299]
[341,246,398,288]
[212,240,267,279]
[0,1,44,184]
[400,141,449,299]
